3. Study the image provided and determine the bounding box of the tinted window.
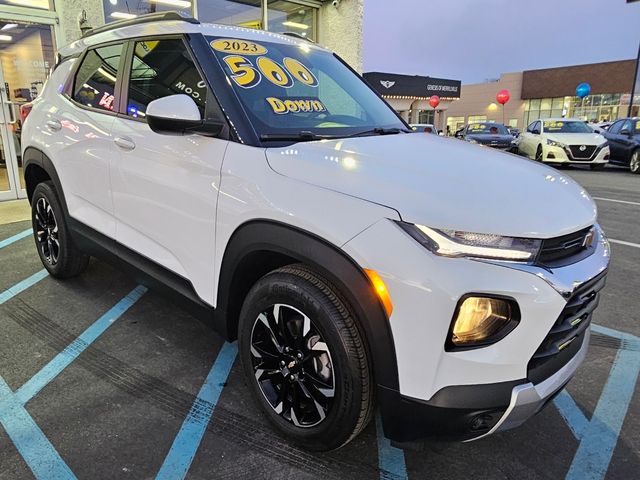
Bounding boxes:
[543,120,593,133]
[206,36,405,138]
[620,120,633,133]
[126,39,207,118]
[73,43,124,112]
[608,120,623,134]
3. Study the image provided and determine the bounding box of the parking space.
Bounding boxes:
[1,166,639,480]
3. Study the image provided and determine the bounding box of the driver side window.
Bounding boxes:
[608,121,623,135]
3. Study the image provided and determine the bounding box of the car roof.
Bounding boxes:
[59,17,329,58]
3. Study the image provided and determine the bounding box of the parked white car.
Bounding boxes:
[22,13,609,450]
[518,118,610,169]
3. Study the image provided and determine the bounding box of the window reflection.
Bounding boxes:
[267,0,315,40]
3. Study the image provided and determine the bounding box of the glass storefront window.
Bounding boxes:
[0,0,51,9]
[530,99,541,110]
[104,0,193,22]
[0,21,55,196]
[418,110,435,124]
[540,98,552,110]
[551,97,564,110]
[197,0,262,29]
[525,94,628,124]
[267,0,315,40]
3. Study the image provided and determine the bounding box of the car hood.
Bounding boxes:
[545,132,606,145]
[265,134,597,238]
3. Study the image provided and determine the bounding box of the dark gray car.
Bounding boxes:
[458,123,517,152]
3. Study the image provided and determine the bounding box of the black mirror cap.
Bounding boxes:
[620,128,630,136]
[147,115,229,138]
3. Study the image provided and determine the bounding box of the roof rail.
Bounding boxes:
[82,11,199,38]
[280,32,315,43]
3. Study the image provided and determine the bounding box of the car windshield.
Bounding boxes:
[467,123,508,134]
[206,36,406,139]
[543,121,593,133]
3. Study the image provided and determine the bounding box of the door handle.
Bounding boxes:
[46,119,62,132]
[114,136,136,151]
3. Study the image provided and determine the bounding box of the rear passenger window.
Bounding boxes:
[73,43,124,112]
[126,39,207,119]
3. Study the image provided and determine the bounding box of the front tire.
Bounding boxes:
[238,264,373,451]
[630,150,640,174]
[535,144,544,162]
[31,181,89,278]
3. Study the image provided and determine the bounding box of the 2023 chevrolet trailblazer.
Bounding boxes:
[22,12,609,451]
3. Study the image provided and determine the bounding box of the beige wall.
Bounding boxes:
[445,72,527,128]
[54,0,105,45]
[318,0,363,72]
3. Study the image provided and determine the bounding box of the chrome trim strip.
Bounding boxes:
[476,225,610,298]
[466,328,590,442]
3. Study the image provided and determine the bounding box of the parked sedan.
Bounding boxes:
[603,117,640,173]
[518,118,610,169]
[458,123,517,151]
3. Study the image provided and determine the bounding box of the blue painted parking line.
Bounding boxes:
[553,389,588,440]
[0,285,147,480]
[156,342,238,480]
[14,285,148,404]
[0,376,76,480]
[0,228,32,250]
[375,414,408,480]
[564,325,640,480]
[0,269,48,305]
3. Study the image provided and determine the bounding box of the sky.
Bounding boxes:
[363,0,640,84]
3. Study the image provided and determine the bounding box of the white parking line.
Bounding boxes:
[593,197,640,207]
[610,239,640,249]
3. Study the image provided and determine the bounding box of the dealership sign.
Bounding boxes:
[364,72,461,99]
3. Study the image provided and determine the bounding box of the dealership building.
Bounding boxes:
[443,59,638,134]
[0,0,364,201]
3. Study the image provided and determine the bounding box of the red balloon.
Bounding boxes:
[496,89,510,105]
[428,95,440,109]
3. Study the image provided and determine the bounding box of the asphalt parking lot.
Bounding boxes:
[1,165,639,480]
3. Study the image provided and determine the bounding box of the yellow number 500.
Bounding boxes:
[223,55,317,89]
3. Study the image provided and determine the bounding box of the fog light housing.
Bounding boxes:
[447,296,520,350]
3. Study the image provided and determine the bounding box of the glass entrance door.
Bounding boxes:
[0,20,54,201]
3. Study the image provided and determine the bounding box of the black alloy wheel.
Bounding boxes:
[238,264,373,451]
[250,303,335,428]
[31,181,89,278]
[630,150,640,174]
[34,196,60,265]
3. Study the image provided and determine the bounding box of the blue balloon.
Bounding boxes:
[576,82,591,98]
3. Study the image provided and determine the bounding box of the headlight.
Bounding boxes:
[397,223,542,261]
[547,139,566,148]
[448,296,520,349]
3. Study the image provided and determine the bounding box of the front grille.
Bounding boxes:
[527,271,607,383]
[537,226,594,267]
[568,145,597,160]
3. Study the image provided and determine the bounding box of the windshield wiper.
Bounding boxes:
[344,127,413,138]
[259,131,339,141]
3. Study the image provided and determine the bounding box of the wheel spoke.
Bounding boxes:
[257,313,283,353]
[304,373,335,399]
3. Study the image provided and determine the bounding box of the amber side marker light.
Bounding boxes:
[364,268,393,318]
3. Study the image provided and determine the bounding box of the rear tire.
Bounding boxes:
[31,181,89,278]
[238,264,373,451]
[630,150,640,174]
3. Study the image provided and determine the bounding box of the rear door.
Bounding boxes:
[109,36,228,304]
[53,42,125,237]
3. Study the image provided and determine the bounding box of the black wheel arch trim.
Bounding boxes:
[215,219,400,392]
[23,147,68,212]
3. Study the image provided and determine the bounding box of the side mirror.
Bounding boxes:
[620,128,630,136]
[146,94,226,137]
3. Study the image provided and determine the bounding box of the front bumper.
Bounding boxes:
[544,144,610,164]
[377,330,589,443]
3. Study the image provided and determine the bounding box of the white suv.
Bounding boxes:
[22,13,610,450]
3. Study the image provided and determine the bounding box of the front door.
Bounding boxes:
[0,20,55,201]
